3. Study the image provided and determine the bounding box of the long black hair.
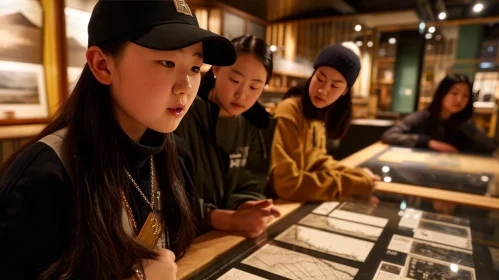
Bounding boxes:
[199,34,273,95]
[284,71,352,140]
[428,74,475,135]
[1,41,197,279]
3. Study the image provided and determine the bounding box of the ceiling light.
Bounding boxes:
[356,41,363,47]
[367,41,374,48]
[425,33,433,39]
[270,45,277,52]
[355,24,362,32]
[479,62,495,69]
[388,38,396,44]
[438,12,447,20]
[429,26,436,33]
[473,3,484,13]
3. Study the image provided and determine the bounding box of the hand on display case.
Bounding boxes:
[432,199,457,215]
[123,249,177,280]
[429,140,458,153]
[234,199,282,238]
[370,195,380,206]
[362,167,382,183]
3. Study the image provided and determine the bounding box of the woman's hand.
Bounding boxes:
[233,199,281,238]
[362,168,381,183]
[429,140,458,153]
[141,249,177,280]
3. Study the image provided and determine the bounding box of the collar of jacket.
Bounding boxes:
[197,88,271,129]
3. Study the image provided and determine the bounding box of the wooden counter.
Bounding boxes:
[177,202,302,279]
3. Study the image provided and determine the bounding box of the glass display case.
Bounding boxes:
[188,198,499,280]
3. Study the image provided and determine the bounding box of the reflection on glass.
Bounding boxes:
[382,166,390,173]
[383,176,392,183]
[481,176,489,182]
[400,200,407,210]
[450,263,459,272]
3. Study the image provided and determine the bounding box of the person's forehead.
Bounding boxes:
[317,66,345,81]
[451,83,470,91]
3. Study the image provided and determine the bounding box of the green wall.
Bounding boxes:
[453,25,483,79]
[391,31,425,114]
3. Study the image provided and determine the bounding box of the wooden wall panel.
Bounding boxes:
[41,0,68,116]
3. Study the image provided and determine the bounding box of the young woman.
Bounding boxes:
[382,74,497,154]
[269,44,379,202]
[0,1,236,279]
[175,35,280,238]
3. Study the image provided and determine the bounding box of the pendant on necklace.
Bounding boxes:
[137,212,163,249]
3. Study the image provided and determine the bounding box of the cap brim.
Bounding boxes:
[133,23,236,66]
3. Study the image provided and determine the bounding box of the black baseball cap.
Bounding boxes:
[88,0,237,66]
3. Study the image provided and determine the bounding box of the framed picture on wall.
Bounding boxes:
[0,60,47,119]
[0,0,48,121]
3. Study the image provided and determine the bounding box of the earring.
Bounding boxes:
[214,75,217,79]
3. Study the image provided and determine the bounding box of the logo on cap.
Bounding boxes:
[173,0,193,17]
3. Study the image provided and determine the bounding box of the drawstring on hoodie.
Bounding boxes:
[258,130,267,159]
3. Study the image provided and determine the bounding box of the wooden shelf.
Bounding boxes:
[264,87,288,94]
[375,57,396,63]
[0,124,45,140]
[273,70,311,79]
[376,80,394,85]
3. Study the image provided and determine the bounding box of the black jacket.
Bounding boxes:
[0,127,191,279]
[175,90,275,231]
[381,110,498,154]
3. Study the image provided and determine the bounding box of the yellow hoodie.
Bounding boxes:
[269,97,373,201]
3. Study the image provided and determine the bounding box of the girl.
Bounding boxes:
[382,74,497,154]
[0,1,236,279]
[269,45,379,202]
[175,35,281,238]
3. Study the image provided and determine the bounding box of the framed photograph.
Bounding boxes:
[0,0,48,121]
[0,60,48,119]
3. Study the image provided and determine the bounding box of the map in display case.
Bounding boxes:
[188,199,497,280]
[242,243,358,280]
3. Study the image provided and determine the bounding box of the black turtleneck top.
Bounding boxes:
[0,126,183,279]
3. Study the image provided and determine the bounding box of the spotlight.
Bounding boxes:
[429,26,436,33]
[355,24,362,32]
[473,3,484,13]
[367,41,374,48]
[438,12,447,20]
[388,38,397,44]
[270,45,277,52]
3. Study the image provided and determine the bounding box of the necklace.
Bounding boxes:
[125,157,155,211]
[122,157,169,248]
